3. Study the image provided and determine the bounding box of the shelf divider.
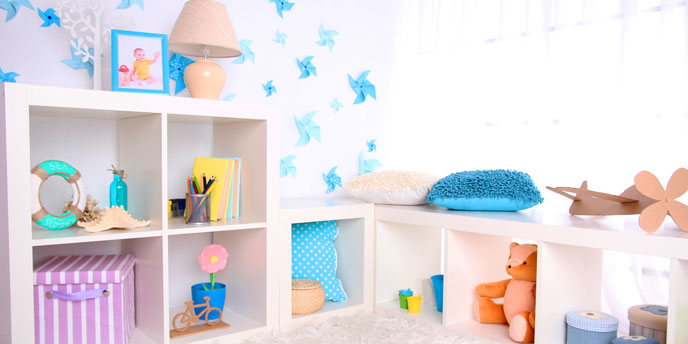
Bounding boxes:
[668,258,688,343]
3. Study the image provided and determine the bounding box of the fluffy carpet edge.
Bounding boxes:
[242,312,489,344]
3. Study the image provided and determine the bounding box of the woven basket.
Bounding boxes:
[292,279,325,315]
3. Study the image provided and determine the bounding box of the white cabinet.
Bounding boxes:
[374,202,688,343]
[0,83,279,344]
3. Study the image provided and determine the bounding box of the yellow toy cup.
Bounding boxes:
[407,295,422,314]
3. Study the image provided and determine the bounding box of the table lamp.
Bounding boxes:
[169,0,242,99]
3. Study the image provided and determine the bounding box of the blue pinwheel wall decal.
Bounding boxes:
[116,0,143,10]
[359,150,382,175]
[62,39,94,77]
[280,155,297,178]
[38,8,59,27]
[223,93,237,101]
[348,70,376,104]
[294,111,320,146]
[316,24,339,52]
[367,139,376,152]
[297,56,316,79]
[263,80,277,97]
[169,53,194,94]
[274,30,287,47]
[330,97,343,113]
[0,66,19,84]
[233,40,255,64]
[0,0,34,22]
[269,0,294,18]
[323,166,342,193]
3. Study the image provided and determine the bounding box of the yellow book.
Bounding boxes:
[192,157,229,221]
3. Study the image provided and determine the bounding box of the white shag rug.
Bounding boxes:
[242,313,489,344]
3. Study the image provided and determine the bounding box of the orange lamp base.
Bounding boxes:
[183,59,225,99]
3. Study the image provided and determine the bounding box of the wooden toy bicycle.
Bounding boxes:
[172,296,223,332]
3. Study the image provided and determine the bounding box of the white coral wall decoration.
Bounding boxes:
[56,0,133,90]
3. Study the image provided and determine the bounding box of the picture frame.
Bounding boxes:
[111,29,170,94]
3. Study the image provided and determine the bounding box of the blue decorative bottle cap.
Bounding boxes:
[399,289,413,296]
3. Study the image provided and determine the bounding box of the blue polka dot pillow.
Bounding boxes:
[292,220,348,302]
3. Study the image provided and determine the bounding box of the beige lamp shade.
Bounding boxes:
[169,0,242,58]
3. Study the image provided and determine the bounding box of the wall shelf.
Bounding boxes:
[0,83,279,344]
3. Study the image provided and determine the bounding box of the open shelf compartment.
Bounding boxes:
[279,201,374,328]
[374,221,444,325]
[167,230,267,343]
[32,237,165,344]
[166,114,268,232]
[29,107,164,244]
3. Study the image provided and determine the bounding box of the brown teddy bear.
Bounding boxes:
[473,242,537,343]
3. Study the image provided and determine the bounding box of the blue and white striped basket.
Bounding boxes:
[566,310,618,344]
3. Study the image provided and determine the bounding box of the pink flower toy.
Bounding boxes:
[198,244,228,290]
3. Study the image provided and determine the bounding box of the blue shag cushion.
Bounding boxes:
[427,169,543,211]
[292,221,348,302]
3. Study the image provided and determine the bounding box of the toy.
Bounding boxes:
[474,242,537,343]
[547,168,688,233]
[170,295,230,338]
[76,205,150,232]
[399,289,412,309]
[31,160,86,230]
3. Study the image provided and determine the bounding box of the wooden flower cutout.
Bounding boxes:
[634,168,688,233]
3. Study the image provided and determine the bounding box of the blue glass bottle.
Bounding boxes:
[110,170,128,210]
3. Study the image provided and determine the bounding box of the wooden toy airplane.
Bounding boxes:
[547,168,688,233]
[546,182,655,216]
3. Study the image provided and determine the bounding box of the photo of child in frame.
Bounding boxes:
[111,30,170,94]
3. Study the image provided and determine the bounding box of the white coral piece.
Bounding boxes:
[56,0,134,90]
[77,206,150,233]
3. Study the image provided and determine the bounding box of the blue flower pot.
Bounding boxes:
[191,282,226,321]
[431,274,444,312]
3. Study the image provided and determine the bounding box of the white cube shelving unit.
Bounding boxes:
[0,83,279,344]
[278,198,375,329]
[374,201,688,343]
[3,83,688,344]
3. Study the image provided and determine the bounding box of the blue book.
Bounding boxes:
[225,158,241,218]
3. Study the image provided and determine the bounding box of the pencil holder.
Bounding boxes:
[184,193,211,224]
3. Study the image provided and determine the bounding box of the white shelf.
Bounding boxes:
[290,300,366,326]
[168,306,265,344]
[447,320,513,344]
[375,201,688,260]
[374,200,688,343]
[131,328,158,344]
[0,83,279,344]
[167,216,266,236]
[32,223,163,246]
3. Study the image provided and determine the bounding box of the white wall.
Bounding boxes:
[0,0,398,198]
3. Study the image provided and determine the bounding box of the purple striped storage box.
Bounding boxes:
[33,255,135,344]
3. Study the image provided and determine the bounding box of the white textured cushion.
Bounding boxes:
[344,171,439,205]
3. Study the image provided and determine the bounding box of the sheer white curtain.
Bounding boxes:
[387,0,688,335]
